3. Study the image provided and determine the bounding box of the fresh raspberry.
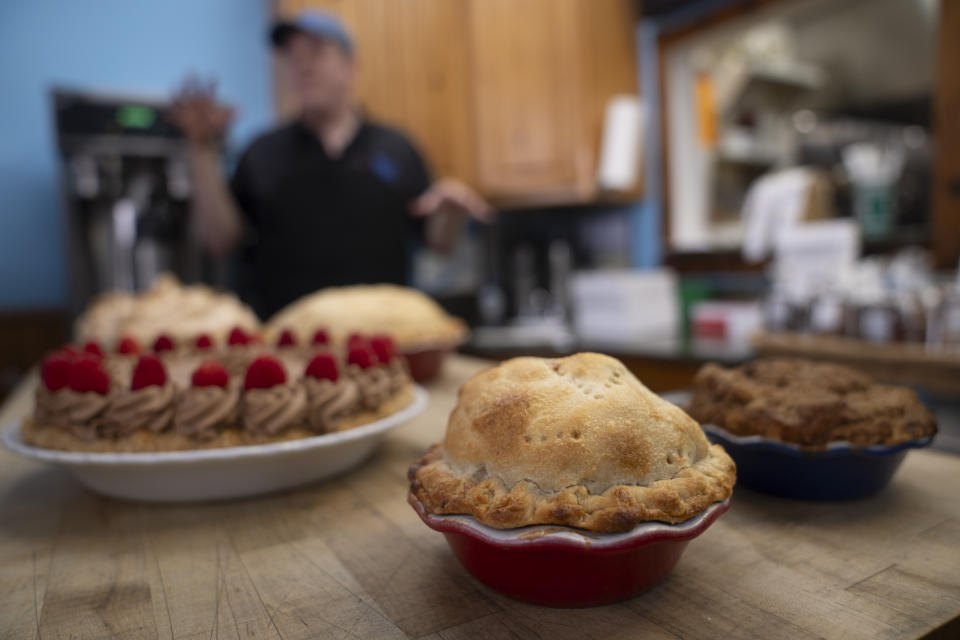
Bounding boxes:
[191,360,229,388]
[347,345,375,369]
[311,328,330,345]
[131,354,167,390]
[227,326,250,346]
[195,334,214,350]
[116,335,141,355]
[244,356,287,390]
[152,334,175,353]
[369,334,397,364]
[41,352,74,391]
[82,341,103,358]
[277,329,297,347]
[305,353,339,381]
[68,357,111,395]
[347,333,367,348]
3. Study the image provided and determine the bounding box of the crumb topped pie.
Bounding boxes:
[687,358,937,448]
[409,353,736,533]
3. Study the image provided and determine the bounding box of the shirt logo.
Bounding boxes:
[369,152,399,184]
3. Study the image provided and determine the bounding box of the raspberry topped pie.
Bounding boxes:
[25,333,414,453]
[409,353,735,533]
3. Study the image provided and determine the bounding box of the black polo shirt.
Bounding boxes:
[230,120,430,319]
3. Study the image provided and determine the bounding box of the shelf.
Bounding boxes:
[725,60,823,116]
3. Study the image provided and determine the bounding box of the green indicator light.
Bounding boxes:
[116,105,156,129]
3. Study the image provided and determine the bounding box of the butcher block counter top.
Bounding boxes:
[1,354,958,639]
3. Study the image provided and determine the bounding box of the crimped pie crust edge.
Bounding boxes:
[409,441,735,533]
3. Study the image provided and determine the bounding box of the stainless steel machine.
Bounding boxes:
[53,88,222,315]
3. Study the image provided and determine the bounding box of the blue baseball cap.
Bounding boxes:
[270,10,354,56]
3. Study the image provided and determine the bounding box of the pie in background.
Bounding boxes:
[267,284,467,351]
[74,274,260,350]
[687,358,937,448]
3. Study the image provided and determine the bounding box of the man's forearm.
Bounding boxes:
[187,146,243,257]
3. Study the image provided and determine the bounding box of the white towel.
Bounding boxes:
[741,167,817,262]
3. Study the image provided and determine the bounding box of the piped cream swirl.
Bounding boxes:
[34,387,110,440]
[102,384,175,437]
[242,384,307,435]
[349,365,393,409]
[175,384,240,440]
[304,377,361,433]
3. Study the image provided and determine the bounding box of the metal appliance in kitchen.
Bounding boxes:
[52,88,221,317]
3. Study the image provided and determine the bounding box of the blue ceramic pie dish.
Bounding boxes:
[701,424,934,500]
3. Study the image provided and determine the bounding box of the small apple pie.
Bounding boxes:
[409,353,735,533]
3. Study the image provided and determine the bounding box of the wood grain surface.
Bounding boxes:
[1,355,958,639]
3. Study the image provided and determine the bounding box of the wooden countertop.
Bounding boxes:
[1,355,958,639]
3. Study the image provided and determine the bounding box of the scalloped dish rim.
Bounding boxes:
[409,492,731,552]
[701,423,935,456]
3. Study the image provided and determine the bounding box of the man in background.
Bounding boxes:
[170,11,492,319]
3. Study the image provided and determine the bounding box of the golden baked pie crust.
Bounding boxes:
[409,353,735,532]
[75,274,260,348]
[267,284,467,349]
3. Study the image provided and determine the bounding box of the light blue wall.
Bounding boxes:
[0,0,274,309]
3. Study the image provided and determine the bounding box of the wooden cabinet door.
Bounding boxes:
[273,0,475,184]
[467,0,639,205]
[274,0,639,206]
[390,0,474,182]
[467,0,590,203]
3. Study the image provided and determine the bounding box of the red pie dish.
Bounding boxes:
[401,345,455,382]
[409,493,730,607]
[407,353,737,607]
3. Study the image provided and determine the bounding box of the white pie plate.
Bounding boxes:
[1,385,428,502]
